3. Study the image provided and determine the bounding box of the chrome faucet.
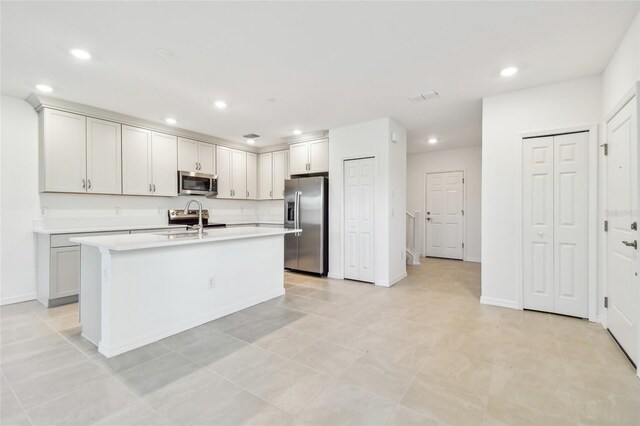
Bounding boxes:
[184,199,204,235]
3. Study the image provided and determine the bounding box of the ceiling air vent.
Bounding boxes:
[243,133,260,139]
[408,90,439,103]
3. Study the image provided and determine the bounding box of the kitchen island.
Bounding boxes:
[71,227,300,358]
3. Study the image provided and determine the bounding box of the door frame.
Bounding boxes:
[339,155,378,284]
[602,83,640,376]
[422,169,468,261]
[515,124,599,322]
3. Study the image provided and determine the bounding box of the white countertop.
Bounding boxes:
[71,226,300,251]
[33,222,284,235]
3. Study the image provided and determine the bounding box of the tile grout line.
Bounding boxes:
[34,310,171,424]
[1,369,34,426]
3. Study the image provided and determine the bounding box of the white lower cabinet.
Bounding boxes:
[50,247,80,300]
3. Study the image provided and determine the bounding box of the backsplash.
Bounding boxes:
[34,193,284,230]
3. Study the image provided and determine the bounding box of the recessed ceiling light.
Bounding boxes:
[214,100,227,109]
[428,138,438,144]
[165,118,177,125]
[500,66,518,77]
[36,84,53,93]
[70,49,91,60]
[293,129,302,135]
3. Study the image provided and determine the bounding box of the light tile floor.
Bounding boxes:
[1,258,639,425]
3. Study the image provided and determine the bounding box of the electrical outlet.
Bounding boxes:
[208,276,217,289]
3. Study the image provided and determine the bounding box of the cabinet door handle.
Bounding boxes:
[246,191,249,198]
[82,178,86,189]
[270,190,272,198]
[149,184,152,192]
[153,184,156,192]
[87,179,91,189]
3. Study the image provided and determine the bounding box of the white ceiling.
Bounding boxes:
[2,2,638,153]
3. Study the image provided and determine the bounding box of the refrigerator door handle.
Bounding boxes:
[295,190,301,236]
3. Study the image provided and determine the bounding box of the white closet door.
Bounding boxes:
[553,132,589,317]
[344,158,375,283]
[523,137,555,313]
[607,98,639,365]
[425,172,464,259]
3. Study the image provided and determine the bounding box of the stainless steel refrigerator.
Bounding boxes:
[284,176,328,276]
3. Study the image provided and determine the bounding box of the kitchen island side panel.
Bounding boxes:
[92,235,285,357]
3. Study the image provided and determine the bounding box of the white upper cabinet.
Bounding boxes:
[150,132,178,196]
[258,152,273,200]
[122,127,177,196]
[178,137,216,174]
[41,109,87,192]
[289,138,328,175]
[258,150,289,200]
[289,142,309,175]
[246,152,257,200]
[198,143,216,175]
[122,126,152,195]
[308,139,329,173]
[232,149,247,199]
[272,150,289,199]
[177,137,198,172]
[86,118,122,194]
[216,146,232,198]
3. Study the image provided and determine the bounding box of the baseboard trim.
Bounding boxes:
[98,288,285,358]
[0,293,37,306]
[465,257,481,263]
[376,272,408,288]
[480,296,520,310]
[327,272,344,280]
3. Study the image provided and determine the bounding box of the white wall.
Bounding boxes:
[1,96,41,305]
[406,146,482,262]
[328,117,407,286]
[602,11,640,116]
[0,95,282,305]
[481,76,602,307]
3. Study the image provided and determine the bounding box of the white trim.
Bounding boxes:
[97,288,285,358]
[480,296,519,310]
[375,272,407,288]
[516,125,599,320]
[327,272,344,280]
[465,257,482,263]
[0,293,37,306]
[422,169,467,260]
[605,84,638,123]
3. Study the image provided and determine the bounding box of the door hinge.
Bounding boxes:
[601,143,608,156]
[604,296,608,308]
[632,222,638,231]
[604,220,608,232]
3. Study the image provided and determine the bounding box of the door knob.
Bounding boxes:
[622,240,638,249]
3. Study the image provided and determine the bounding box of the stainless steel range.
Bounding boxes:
[167,209,226,229]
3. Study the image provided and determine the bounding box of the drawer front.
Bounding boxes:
[130,227,186,234]
[50,230,129,248]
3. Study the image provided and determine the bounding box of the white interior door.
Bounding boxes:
[523,137,555,312]
[425,172,464,259]
[553,132,589,317]
[344,158,375,283]
[523,132,589,318]
[606,97,639,365]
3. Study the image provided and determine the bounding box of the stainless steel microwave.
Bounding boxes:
[177,171,218,196]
